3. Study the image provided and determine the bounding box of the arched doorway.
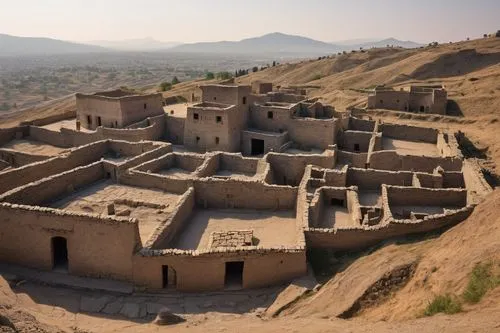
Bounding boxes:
[52,237,68,271]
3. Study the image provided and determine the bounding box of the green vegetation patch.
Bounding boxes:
[462,262,500,303]
[424,294,462,316]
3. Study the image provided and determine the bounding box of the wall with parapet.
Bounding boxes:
[0,202,139,280]
[379,123,438,143]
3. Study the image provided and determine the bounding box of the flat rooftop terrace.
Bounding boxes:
[50,180,181,244]
[382,137,439,157]
[41,119,93,133]
[1,138,69,156]
[172,209,298,250]
[164,103,191,118]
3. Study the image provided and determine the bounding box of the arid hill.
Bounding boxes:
[1,36,499,333]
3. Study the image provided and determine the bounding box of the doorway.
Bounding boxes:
[225,261,244,289]
[251,139,265,155]
[52,237,68,271]
[162,265,176,289]
[354,143,360,152]
[330,198,345,206]
[97,116,102,127]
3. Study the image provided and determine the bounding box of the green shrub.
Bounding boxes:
[311,74,322,81]
[424,294,462,316]
[205,72,215,80]
[159,82,172,92]
[463,262,500,303]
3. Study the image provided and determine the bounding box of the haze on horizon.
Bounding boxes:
[0,0,499,44]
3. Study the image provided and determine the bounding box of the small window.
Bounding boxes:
[215,137,220,144]
[380,99,383,104]
[196,136,200,143]
[193,113,199,120]
[242,96,247,104]
[354,143,360,152]
[216,116,222,123]
[213,96,217,101]
[396,99,400,103]
[170,110,174,114]
[267,111,273,119]
[144,103,147,109]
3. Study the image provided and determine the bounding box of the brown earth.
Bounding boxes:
[1,36,500,332]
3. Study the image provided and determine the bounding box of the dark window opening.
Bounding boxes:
[242,96,247,105]
[170,110,174,115]
[216,116,222,123]
[196,136,200,143]
[213,96,217,101]
[404,106,408,111]
[193,113,199,120]
[251,138,265,155]
[52,237,68,271]
[267,111,273,119]
[162,265,169,288]
[425,106,430,112]
[354,143,360,152]
[215,137,220,144]
[87,115,92,125]
[144,103,147,109]
[115,121,118,127]
[97,116,102,127]
[225,261,244,289]
[396,99,400,103]
[330,198,344,206]
[380,99,383,104]
[420,105,425,112]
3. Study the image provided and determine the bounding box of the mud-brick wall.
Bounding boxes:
[0,126,28,145]
[29,126,71,147]
[386,187,467,207]
[250,104,291,132]
[287,118,336,149]
[132,250,306,291]
[149,188,195,248]
[0,141,108,194]
[219,153,259,174]
[442,172,465,188]
[0,149,49,168]
[119,170,190,195]
[0,204,138,280]
[165,115,185,144]
[266,153,335,186]
[306,206,473,250]
[349,117,376,132]
[0,162,105,206]
[400,155,462,172]
[337,150,368,168]
[193,179,297,210]
[380,123,438,143]
[347,168,413,190]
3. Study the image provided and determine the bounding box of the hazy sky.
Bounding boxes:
[0,0,499,43]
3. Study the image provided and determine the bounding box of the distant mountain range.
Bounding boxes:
[0,32,424,57]
[87,37,182,51]
[0,33,106,56]
[166,33,424,55]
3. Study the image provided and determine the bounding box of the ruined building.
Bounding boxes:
[367,84,448,115]
[0,81,491,292]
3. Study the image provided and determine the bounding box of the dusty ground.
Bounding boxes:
[381,137,440,156]
[51,180,181,243]
[1,139,68,156]
[173,209,297,250]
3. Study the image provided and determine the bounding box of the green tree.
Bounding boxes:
[252,66,259,72]
[205,72,215,80]
[216,71,232,80]
[171,76,180,85]
[159,82,172,91]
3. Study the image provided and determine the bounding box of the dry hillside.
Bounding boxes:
[1,37,500,332]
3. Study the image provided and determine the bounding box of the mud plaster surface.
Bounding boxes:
[358,191,382,206]
[1,139,68,156]
[41,119,93,133]
[320,206,354,228]
[214,170,257,180]
[382,137,439,156]
[172,209,297,250]
[50,180,181,242]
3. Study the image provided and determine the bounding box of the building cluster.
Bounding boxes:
[0,80,490,292]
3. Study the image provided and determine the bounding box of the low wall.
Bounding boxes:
[219,153,259,174]
[164,116,185,145]
[349,117,375,132]
[0,149,49,169]
[0,162,105,206]
[369,150,462,172]
[0,141,108,194]
[341,131,373,152]
[266,152,335,186]
[306,206,473,250]
[194,179,297,210]
[337,150,368,168]
[386,186,467,207]
[29,126,70,147]
[0,202,138,281]
[148,188,195,248]
[119,169,190,195]
[380,123,438,143]
[347,168,413,189]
